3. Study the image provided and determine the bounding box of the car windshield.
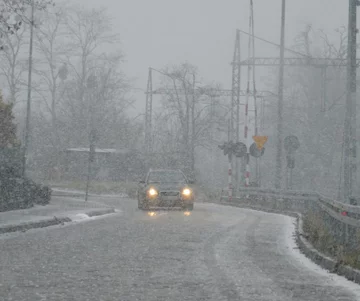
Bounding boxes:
[148,171,186,183]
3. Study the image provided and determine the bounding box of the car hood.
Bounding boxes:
[147,182,187,191]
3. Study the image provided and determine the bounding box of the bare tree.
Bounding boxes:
[152,62,230,178]
[33,5,68,143]
[0,24,27,106]
[264,26,349,196]
[63,7,119,104]
[154,63,198,173]
[29,6,132,180]
[58,6,128,144]
[0,0,54,49]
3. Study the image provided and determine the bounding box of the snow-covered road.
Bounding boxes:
[1,198,359,301]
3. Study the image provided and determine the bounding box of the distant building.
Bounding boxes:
[60,147,144,181]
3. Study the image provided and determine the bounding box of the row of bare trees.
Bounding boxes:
[261,26,351,197]
[0,2,140,180]
[0,1,229,183]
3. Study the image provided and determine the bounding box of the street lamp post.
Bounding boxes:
[85,74,97,202]
[22,0,35,177]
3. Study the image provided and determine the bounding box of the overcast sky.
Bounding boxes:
[73,0,350,114]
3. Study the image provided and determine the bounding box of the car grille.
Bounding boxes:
[160,191,179,197]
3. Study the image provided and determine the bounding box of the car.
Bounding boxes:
[137,169,194,211]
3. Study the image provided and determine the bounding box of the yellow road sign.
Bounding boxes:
[253,136,268,150]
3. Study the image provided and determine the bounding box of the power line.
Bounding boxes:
[237,29,310,58]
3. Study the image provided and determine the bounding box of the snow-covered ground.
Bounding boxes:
[1,199,358,301]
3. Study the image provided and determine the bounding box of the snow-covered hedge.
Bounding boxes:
[0,177,52,212]
[0,148,52,211]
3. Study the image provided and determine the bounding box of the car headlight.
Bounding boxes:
[182,188,192,196]
[147,188,158,197]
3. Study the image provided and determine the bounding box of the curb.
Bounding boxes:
[51,189,128,198]
[0,208,116,235]
[51,190,85,198]
[52,193,84,198]
[0,217,71,235]
[206,200,360,285]
[85,208,116,217]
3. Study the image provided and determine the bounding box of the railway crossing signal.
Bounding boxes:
[284,135,300,153]
[284,135,300,169]
[218,137,267,196]
[218,141,247,158]
[250,143,265,158]
[252,136,268,150]
[284,135,300,189]
[219,140,267,159]
[286,155,295,169]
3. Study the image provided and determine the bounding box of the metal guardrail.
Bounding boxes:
[220,188,360,250]
[237,188,318,201]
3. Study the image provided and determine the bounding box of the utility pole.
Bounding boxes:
[275,0,286,189]
[185,76,190,170]
[22,0,35,177]
[344,0,359,201]
[227,119,233,200]
[250,0,260,186]
[145,68,153,154]
[191,73,196,175]
[231,29,241,192]
[210,94,215,186]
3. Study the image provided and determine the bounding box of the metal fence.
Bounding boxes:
[220,188,360,251]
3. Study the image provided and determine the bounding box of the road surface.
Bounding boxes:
[1,196,359,301]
